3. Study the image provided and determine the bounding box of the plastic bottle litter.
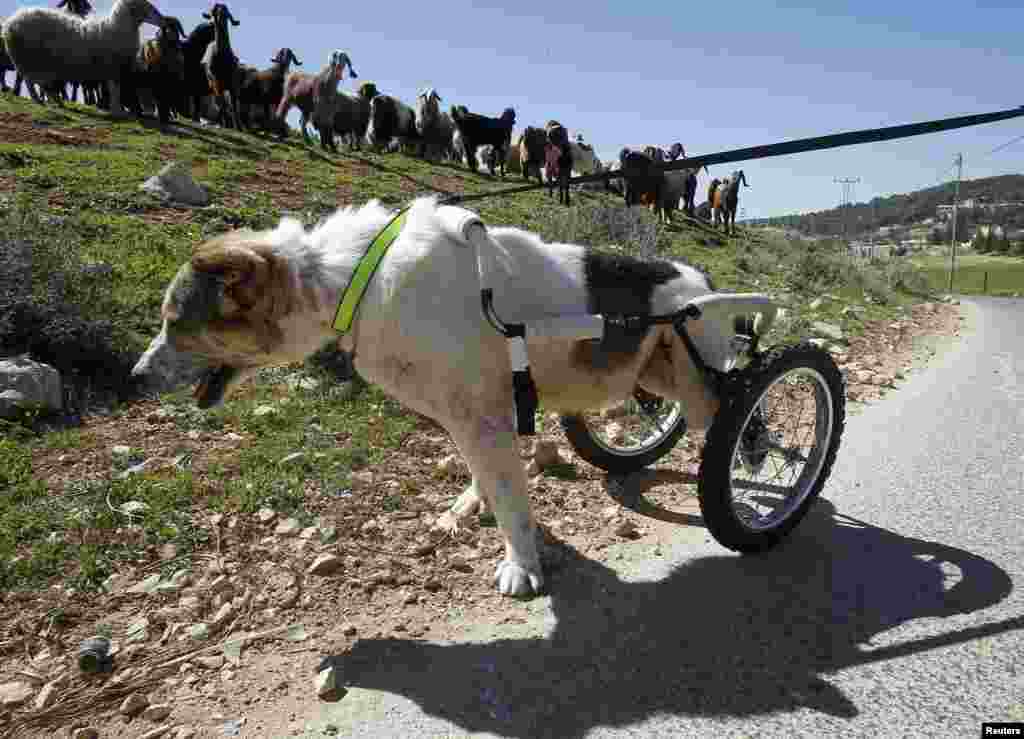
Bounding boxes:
[77,636,113,673]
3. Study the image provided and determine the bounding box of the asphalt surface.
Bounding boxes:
[301,296,1024,739]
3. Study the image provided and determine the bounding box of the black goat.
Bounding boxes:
[450,105,515,176]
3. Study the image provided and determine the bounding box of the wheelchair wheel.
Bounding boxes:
[698,342,846,553]
[560,387,688,474]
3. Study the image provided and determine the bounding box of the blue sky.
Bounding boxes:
[4,0,1024,218]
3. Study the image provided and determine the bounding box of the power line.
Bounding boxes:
[983,131,1024,157]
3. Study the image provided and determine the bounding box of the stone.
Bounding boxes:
[613,519,639,539]
[257,508,277,524]
[315,666,339,699]
[0,681,34,707]
[34,679,61,709]
[0,355,63,418]
[139,161,210,206]
[211,603,234,630]
[253,404,277,418]
[275,518,301,537]
[308,554,344,576]
[811,322,844,342]
[142,703,173,721]
[70,729,99,739]
[280,452,306,466]
[195,655,224,670]
[532,440,563,469]
[139,727,173,739]
[120,692,149,716]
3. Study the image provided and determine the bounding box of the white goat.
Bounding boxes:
[2,0,163,114]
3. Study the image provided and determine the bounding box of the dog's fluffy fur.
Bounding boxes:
[132,197,724,597]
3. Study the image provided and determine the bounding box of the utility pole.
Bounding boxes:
[834,177,860,243]
[948,153,963,292]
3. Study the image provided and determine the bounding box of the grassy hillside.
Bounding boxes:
[912,254,1024,296]
[0,92,937,595]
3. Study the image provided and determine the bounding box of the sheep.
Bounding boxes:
[544,120,573,206]
[366,94,418,153]
[450,104,515,175]
[54,0,94,104]
[414,87,455,161]
[331,81,377,150]
[128,15,186,125]
[518,126,546,185]
[716,170,749,236]
[237,47,301,136]
[181,19,216,123]
[2,0,164,116]
[0,20,21,95]
[201,3,243,130]
[275,50,357,149]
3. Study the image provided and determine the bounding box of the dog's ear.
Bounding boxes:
[191,238,271,305]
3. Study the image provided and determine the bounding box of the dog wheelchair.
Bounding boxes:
[437,205,847,554]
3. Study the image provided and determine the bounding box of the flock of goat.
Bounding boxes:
[0,0,750,233]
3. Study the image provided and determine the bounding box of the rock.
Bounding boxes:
[280,451,306,466]
[811,322,844,342]
[195,655,224,670]
[258,508,277,524]
[34,679,61,709]
[128,574,163,594]
[613,519,640,539]
[437,454,462,476]
[532,440,563,469]
[118,458,164,479]
[0,355,62,418]
[139,161,210,206]
[253,404,277,418]
[70,729,99,739]
[308,554,344,576]
[211,603,234,630]
[142,703,173,721]
[126,618,150,643]
[0,681,34,707]
[120,692,149,716]
[111,444,133,457]
[299,526,318,540]
[175,728,198,739]
[223,432,244,442]
[315,666,339,699]
[601,505,621,521]
[341,623,358,636]
[138,727,173,739]
[855,370,875,384]
[275,518,301,537]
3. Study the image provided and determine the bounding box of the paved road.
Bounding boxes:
[302,296,1024,739]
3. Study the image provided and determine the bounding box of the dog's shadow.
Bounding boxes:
[322,498,1018,738]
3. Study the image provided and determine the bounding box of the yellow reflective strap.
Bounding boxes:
[332,208,409,334]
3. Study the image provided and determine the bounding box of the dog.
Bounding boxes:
[131,197,724,597]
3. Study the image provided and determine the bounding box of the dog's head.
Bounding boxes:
[132,231,309,408]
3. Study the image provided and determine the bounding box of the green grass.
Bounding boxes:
[912,254,1024,296]
[0,92,945,593]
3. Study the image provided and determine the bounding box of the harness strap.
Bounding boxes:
[332,207,409,335]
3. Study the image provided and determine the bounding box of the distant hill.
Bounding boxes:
[750,174,1024,240]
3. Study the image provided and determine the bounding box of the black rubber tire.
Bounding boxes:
[560,397,689,475]
[698,342,846,553]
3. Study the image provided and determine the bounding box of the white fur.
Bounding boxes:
[134,197,722,597]
[2,0,161,112]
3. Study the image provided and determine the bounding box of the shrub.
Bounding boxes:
[0,204,142,415]
[532,202,661,258]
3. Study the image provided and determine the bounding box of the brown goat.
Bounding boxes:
[238,47,301,136]
[517,126,546,186]
[133,15,186,125]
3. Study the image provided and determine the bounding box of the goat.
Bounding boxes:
[715,170,749,236]
[450,105,515,176]
[2,0,163,116]
[128,15,186,124]
[544,120,573,206]
[276,51,356,149]
[518,126,546,185]
[180,19,215,122]
[331,81,378,150]
[414,88,455,161]
[237,47,301,136]
[618,147,670,223]
[366,94,418,153]
[201,3,242,130]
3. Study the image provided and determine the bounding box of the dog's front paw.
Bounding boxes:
[493,559,544,597]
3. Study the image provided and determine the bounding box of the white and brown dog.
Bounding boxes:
[132,196,723,597]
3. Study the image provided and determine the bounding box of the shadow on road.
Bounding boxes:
[323,498,1017,738]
